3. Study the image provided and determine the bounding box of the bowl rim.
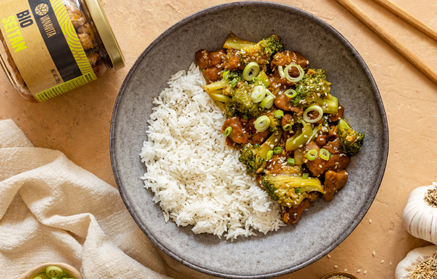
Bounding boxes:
[110,1,389,278]
[320,271,360,279]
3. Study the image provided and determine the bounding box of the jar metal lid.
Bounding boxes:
[83,0,125,71]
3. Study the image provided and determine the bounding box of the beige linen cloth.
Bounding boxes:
[0,119,215,279]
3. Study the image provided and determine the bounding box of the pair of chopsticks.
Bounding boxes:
[337,0,437,85]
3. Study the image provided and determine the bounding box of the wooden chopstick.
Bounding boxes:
[372,0,437,42]
[337,0,437,85]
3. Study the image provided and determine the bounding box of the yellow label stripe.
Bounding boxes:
[50,0,96,76]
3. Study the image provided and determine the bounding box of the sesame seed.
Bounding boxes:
[344,269,347,272]
[372,251,375,256]
[334,265,338,269]
[364,270,367,275]
[327,254,331,259]
[369,219,372,224]
[390,262,392,266]
[381,260,384,264]
[357,269,361,273]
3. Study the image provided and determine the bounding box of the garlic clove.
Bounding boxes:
[395,245,437,279]
[402,182,437,244]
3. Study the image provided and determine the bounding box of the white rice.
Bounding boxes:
[140,63,285,240]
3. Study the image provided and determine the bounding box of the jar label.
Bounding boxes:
[0,0,97,102]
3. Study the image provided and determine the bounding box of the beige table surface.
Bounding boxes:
[1,0,437,278]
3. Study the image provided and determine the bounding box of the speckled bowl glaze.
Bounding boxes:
[110,2,388,278]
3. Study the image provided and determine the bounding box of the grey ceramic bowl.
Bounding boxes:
[110,2,388,278]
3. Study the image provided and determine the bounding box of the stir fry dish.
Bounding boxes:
[195,33,365,225]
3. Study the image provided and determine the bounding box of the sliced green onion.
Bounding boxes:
[287,158,295,166]
[251,85,266,103]
[260,90,275,109]
[222,70,230,80]
[254,115,271,132]
[319,148,331,161]
[242,62,260,81]
[46,266,63,278]
[223,126,232,137]
[282,124,292,131]
[273,147,282,154]
[278,65,285,78]
[306,149,318,161]
[303,104,324,123]
[295,187,302,193]
[33,273,48,279]
[284,89,297,99]
[243,115,248,120]
[230,78,239,87]
[56,273,70,279]
[266,150,274,161]
[302,173,309,179]
[284,63,304,83]
[274,110,284,118]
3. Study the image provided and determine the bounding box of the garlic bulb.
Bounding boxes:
[403,182,437,244]
[395,245,437,279]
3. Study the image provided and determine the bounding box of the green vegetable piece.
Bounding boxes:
[202,79,229,94]
[273,147,282,154]
[337,118,365,156]
[208,90,232,103]
[291,69,339,114]
[223,33,257,49]
[46,266,63,279]
[231,81,264,118]
[266,150,273,161]
[282,124,292,131]
[257,70,270,87]
[33,273,48,279]
[262,174,324,207]
[287,158,295,166]
[285,120,313,151]
[239,132,281,174]
[306,149,318,161]
[284,64,304,83]
[223,126,232,137]
[319,148,331,161]
[302,173,309,179]
[284,89,297,99]
[242,62,260,81]
[254,115,270,132]
[223,33,282,68]
[274,110,284,118]
[230,78,239,87]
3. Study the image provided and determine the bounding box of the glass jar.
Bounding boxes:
[0,0,124,102]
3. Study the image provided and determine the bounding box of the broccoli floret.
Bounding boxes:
[262,174,324,207]
[223,34,283,68]
[203,71,242,110]
[255,35,283,58]
[291,69,339,114]
[337,118,364,156]
[239,144,264,174]
[238,132,281,174]
[224,102,237,118]
[232,82,264,118]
